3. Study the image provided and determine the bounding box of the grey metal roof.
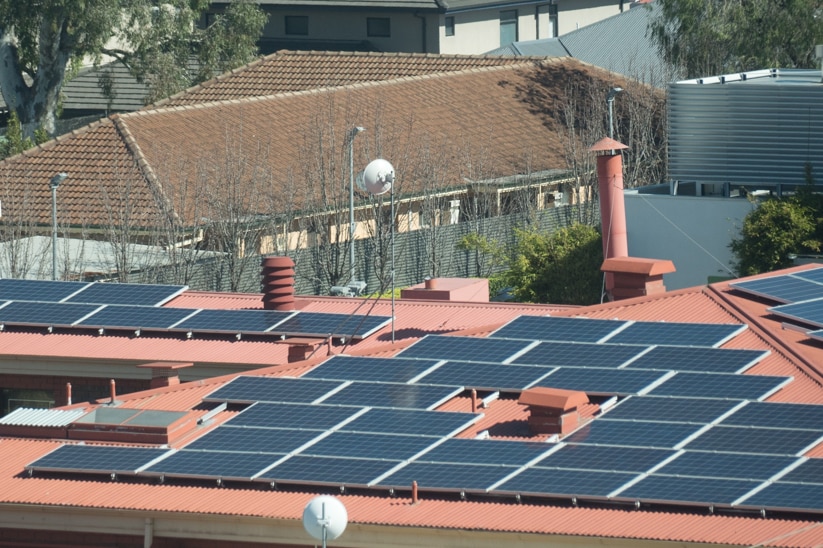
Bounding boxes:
[0,408,88,428]
[61,61,150,112]
[486,3,670,86]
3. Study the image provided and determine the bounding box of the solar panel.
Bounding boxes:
[397,335,533,363]
[27,444,170,474]
[320,382,462,410]
[655,452,798,480]
[535,367,668,395]
[303,356,441,384]
[0,279,90,302]
[625,345,767,374]
[618,475,760,505]
[378,461,515,492]
[495,467,638,498]
[66,283,187,306]
[339,408,480,437]
[414,439,555,467]
[648,372,790,400]
[491,316,626,343]
[720,401,823,430]
[731,275,823,304]
[538,444,676,473]
[605,396,741,424]
[77,304,196,329]
[184,426,322,454]
[172,309,293,333]
[794,267,823,284]
[511,340,642,368]
[684,426,823,456]
[297,432,438,461]
[143,450,276,480]
[228,402,363,430]
[770,299,823,329]
[258,455,398,486]
[203,376,344,404]
[603,321,744,347]
[563,420,703,448]
[741,482,823,511]
[414,361,554,391]
[777,458,823,484]
[0,300,101,326]
[272,312,390,339]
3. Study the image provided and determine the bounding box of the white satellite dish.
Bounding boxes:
[302,495,348,546]
[362,158,395,196]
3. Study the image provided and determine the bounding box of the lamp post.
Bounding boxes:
[50,173,67,280]
[348,126,365,283]
[607,87,623,140]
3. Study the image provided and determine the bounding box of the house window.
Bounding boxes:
[549,3,558,39]
[285,15,308,35]
[500,10,518,46]
[367,17,391,37]
[445,16,455,36]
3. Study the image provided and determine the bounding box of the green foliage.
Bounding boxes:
[0,0,267,133]
[503,224,603,305]
[730,194,822,276]
[0,112,47,159]
[650,0,823,78]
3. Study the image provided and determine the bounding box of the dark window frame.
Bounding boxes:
[445,16,455,37]
[367,17,391,37]
[285,15,309,36]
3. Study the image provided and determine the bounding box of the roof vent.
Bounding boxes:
[261,256,295,311]
[518,387,589,435]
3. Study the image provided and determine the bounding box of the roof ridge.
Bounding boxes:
[110,115,181,225]
[118,59,552,117]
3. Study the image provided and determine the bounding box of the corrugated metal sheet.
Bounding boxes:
[669,69,823,186]
[0,407,87,427]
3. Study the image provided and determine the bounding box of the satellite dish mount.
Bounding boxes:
[362,159,397,342]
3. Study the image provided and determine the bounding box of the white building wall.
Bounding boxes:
[556,0,622,35]
[440,6,542,54]
[624,193,755,290]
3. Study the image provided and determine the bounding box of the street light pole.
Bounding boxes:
[348,126,365,283]
[607,87,623,140]
[50,173,67,280]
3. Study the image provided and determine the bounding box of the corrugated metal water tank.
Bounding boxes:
[668,68,823,187]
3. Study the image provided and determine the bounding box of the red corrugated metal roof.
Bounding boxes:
[3,268,823,546]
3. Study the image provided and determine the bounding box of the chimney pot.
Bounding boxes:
[261,256,295,311]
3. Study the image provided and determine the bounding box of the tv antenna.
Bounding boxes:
[302,495,348,548]
[362,158,396,342]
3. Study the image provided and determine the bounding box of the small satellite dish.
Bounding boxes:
[302,495,348,544]
[362,158,395,196]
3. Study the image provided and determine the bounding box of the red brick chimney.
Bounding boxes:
[518,387,589,435]
[601,257,676,301]
[261,256,295,311]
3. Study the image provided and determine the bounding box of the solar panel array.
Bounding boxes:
[0,279,390,339]
[730,266,823,334]
[24,315,823,515]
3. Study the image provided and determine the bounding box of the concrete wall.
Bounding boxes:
[624,193,755,290]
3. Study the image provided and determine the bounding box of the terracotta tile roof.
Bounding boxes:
[0,58,631,228]
[154,50,538,107]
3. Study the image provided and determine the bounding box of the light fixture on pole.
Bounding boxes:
[607,87,623,141]
[362,158,396,343]
[50,173,67,280]
[348,126,365,283]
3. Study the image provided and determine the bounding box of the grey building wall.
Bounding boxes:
[624,192,754,289]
